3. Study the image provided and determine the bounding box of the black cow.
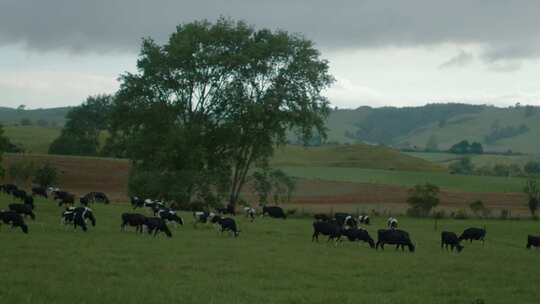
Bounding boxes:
[334,213,357,229]
[54,191,75,206]
[0,210,29,233]
[12,189,27,201]
[216,204,236,216]
[312,220,342,243]
[82,192,110,204]
[314,214,330,222]
[262,206,286,219]
[459,227,486,244]
[2,184,18,195]
[342,228,375,248]
[214,217,240,237]
[441,231,464,252]
[526,235,540,249]
[121,213,147,233]
[145,217,172,237]
[62,207,96,231]
[24,195,34,209]
[8,203,36,220]
[157,209,184,227]
[376,229,415,252]
[32,186,48,199]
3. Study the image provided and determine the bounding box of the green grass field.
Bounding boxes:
[3,126,61,154]
[1,194,539,304]
[405,152,540,168]
[279,166,527,193]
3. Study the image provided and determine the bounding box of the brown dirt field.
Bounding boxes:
[1,154,529,215]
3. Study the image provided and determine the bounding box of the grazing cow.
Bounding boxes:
[314,214,330,222]
[376,229,415,252]
[145,217,172,237]
[441,231,464,252]
[243,207,256,222]
[82,192,110,204]
[157,209,184,227]
[12,189,27,201]
[193,211,216,224]
[387,217,398,229]
[62,207,95,231]
[24,195,34,209]
[54,191,75,206]
[143,199,165,215]
[32,186,48,199]
[312,220,342,243]
[334,213,357,229]
[342,228,375,248]
[2,184,18,195]
[459,227,486,244]
[0,210,29,233]
[8,203,36,220]
[216,204,236,216]
[358,215,370,225]
[131,196,144,209]
[213,217,240,237]
[262,206,286,219]
[526,235,540,249]
[121,213,147,233]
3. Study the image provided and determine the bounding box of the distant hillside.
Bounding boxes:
[0,106,71,126]
[326,104,540,154]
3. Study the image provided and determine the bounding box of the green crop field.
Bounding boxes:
[3,126,61,154]
[404,152,540,168]
[279,166,527,193]
[1,194,539,304]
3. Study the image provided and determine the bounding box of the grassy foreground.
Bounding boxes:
[1,194,539,304]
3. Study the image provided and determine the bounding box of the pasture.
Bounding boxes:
[1,194,539,304]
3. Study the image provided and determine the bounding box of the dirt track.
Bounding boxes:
[1,154,528,214]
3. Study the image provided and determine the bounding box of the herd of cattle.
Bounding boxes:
[1,183,540,252]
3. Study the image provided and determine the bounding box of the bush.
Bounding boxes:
[449,157,474,174]
[33,163,58,188]
[524,161,540,175]
[432,210,446,219]
[499,209,511,220]
[8,160,36,187]
[453,209,468,220]
[406,183,440,217]
[469,200,489,217]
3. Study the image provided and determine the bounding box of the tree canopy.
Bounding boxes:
[107,18,333,205]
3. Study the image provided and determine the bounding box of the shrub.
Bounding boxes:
[406,183,440,217]
[499,209,511,220]
[33,163,58,188]
[453,209,468,220]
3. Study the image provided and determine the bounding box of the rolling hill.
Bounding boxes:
[0,106,70,126]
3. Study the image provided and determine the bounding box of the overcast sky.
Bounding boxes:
[1,0,540,109]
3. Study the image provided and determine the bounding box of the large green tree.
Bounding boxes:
[108,18,333,205]
[49,95,112,156]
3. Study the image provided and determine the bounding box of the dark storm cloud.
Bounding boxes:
[1,0,540,61]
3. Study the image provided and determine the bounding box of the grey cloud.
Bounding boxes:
[439,50,474,69]
[2,0,540,61]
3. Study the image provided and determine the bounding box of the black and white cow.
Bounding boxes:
[262,206,286,219]
[387,217,398,229]
[526,235,540,249]
[145,217,172,237]
[8,203,36,220]
[334,213,357,229]
[342,227,375,248]
[157,208,184,227]
[144,199,166,216]
[459,227,486,245]
[358,215,370,225]
[1,184,18,195]
[312,220,342,243]
[12,189,27,201]
[213,217,240,237]
[121,213,147,233]
[131,196,144,209]
[441,231,464,252]
[376,229,415,252]
[216,204,236,216]
[32,186,48,199]
[0,210,29,233]
[193,211,216,225]
[62,207,96,231]
[243,207,256,222]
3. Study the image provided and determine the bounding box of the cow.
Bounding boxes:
[262,206,286,219]
[216,204,236,216]
[243,207,257,222]
[312,220,342,243]
[131,196,144,209]
[459,227,486,245]
[213,217,240,237]
[342,228,375,248]
[145,217,172,237]
[32,186,48,199]
[54,191,75,207]
[12,189,27,201]
[62,207,96,231]
[314,214,330,222]
[376,229,415,252]
[441,231,464,252]
[334,213,357,229]
[358,215,370,225]
[527,235,540,249]
[143,199,166,215]
[387,217,398,229]
[8,203,36,220]
[2,184,18,195]
[24,195,34,209]
[82,192,110,204]
[121,213,147,233]
[193,211,216,224]
[0,210,29,233]
[157,209,184,228]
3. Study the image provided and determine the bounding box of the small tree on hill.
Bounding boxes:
[252,166,296,205]
[33,163,58,188]
[524,179,539,217]
[8,160,36,187]
[449,157,474,175]
[406,183,440,217]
